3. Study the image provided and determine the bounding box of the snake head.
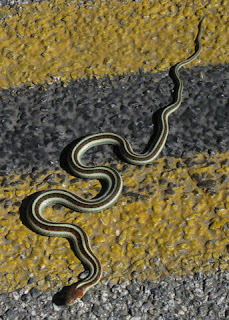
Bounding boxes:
[65,283,85,306]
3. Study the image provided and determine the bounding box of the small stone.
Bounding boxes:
[30,287,42,299]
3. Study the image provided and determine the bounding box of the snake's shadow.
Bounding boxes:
[20,135,115,307]
[19,37,195,306]
[19,193,37,230]
[19,90,177,305]
[59,106,168,167]
[19,196,90,307]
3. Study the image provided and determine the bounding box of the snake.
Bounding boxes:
[26,19,204,306]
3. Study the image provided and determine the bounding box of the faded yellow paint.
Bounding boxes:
[0,151,228,293]
[0,0,228,89]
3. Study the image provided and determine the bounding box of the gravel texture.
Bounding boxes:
[0,2,228,319]
[0,271,228,320]
[0,64,228,174]
[0,0,95,7]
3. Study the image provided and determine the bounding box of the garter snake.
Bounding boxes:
[26,19,204,306]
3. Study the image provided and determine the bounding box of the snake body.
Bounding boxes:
[26,20,204,306]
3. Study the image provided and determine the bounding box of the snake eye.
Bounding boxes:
[65,284,84,306]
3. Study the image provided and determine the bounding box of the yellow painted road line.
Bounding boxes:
[0,0,228,89]
[0,151,228,293]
